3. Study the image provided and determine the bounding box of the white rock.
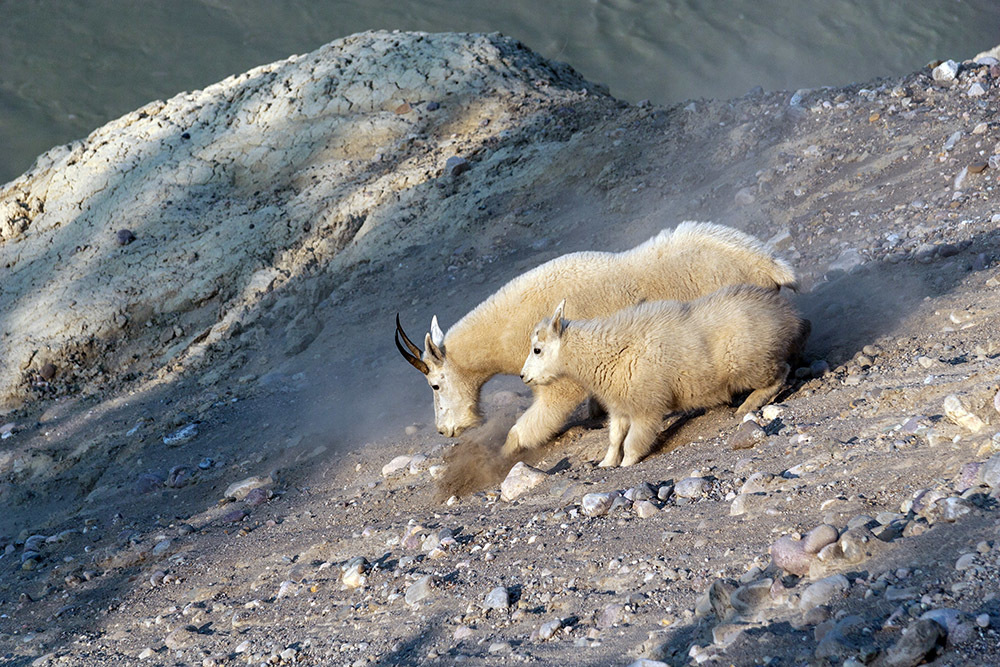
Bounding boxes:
[482,586,510,610]
[761,404,785,421]
[943,131,963,151]
[932,59,959,82]
[634,500,659,518]
[581,492,617,516]
[537,618,562,640]
[799,574,850,611]
[342,558,368,589]
[381,455,412,478]
[404,575,435,606]
[674,476,707,498]
[828,248,862,273]
[955,553,977,571]
[0,30,601,414]
[969,82,987,97]
[500,461,548,501]
[277,580,297,599]
[223,475,270,500]
[943,394,985,432]
[408,454,429,474]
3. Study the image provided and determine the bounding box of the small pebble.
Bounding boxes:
[537,618,562,640]
[381,455,412,478]
[954,553,976,571]
[116,229,136,245]
[445,156,470,177]
[405,575,435,606]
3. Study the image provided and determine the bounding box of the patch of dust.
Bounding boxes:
[435,410,521,501]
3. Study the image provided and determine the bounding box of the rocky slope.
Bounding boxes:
[3,31,1000,667]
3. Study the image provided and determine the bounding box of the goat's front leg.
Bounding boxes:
[598,413,629,467]
[501,378,587,457]
[620,415,662,467]
[736,362,790,416]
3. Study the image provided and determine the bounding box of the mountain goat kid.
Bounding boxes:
[395,221,798,458]
[520,285,808,467]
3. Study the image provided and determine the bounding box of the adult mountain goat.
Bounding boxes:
[520,286,809,467]
[395,222,798,457]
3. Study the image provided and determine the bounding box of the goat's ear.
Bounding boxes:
[424,332,445,363]
[430,315,445,348]
[550,299,566,335]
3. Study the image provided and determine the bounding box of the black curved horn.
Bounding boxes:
[395,314,429,374]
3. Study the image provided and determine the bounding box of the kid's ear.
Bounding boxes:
[550,299,566,335]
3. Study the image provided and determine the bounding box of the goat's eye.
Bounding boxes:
[533,348,541,355]
[431,384,440,391]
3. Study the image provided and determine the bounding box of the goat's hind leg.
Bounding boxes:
[735,362,790,416]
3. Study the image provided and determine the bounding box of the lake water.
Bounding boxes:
[2,0,998,183]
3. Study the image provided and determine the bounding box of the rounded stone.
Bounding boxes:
[581,492,617,517]
[799,574,850,611]
[954,553,976,571]
[500,461,548,502]
[802,524,839,554]
[381,455,412,478]
[404,575,435,606]
[634,500,659,518]
[674,477,707,499]
[729,421,766,450]
[537,618,562,640]
[482,586,509,610]
[164,624,200,650]
[770,535,811,576]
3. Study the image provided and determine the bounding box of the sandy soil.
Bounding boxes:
[3,33,1000,666]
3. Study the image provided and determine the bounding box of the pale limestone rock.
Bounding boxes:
[500,461,548,501]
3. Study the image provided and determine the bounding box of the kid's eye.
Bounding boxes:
[533,348,541,355]
[432,384,440,390]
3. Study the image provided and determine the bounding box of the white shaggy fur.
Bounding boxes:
[520,286,808,467]
[397,222,798,455]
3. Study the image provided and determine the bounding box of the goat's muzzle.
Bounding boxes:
[395,314,429,374]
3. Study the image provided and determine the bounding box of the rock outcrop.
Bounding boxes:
[0,31,609,408]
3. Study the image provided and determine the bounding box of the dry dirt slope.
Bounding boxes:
[2,31,1000,667]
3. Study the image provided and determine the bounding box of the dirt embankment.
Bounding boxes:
[3,31,1000,667]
